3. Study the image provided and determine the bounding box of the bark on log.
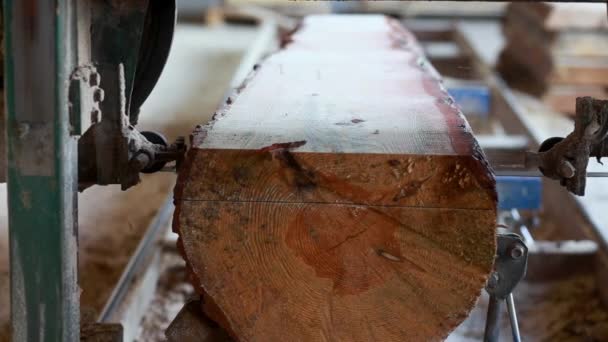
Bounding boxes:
[174,15,497,342]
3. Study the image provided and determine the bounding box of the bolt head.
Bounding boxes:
[510,244,525,259]
[559,160,576,179]
[93,87,105,102]
[91,108,101,124]
[89,72,100,87]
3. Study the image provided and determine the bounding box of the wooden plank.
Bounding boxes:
[543,85,608,115]
[506,3,608,32]
[174,15,497,341]
[550,56,608,86]
[498,39,608,90]
[498,3,608,94]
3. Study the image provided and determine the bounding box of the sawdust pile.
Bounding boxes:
[449,274,608,341]
[519,275,608,341]
[78,175,175,314]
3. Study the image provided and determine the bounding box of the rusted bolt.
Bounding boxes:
[91,108,101,124]
[558,160,575,179]
[131,152,151,172]
[510,244,525,259]
[89,72,100,87]
[93,87,105,102]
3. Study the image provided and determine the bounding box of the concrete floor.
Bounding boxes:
[0,22,260,341]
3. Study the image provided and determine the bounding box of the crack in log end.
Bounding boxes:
[326,227,368,252]
[277,151,317,191]
[264,144,318,192]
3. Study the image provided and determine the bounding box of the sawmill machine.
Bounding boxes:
[2,0,608,341]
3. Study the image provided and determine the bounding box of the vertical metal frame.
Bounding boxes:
[0,4,5,182]
[4,0,79,340]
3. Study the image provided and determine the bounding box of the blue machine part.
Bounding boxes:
[496,176,543,210]
[447,84,490,117]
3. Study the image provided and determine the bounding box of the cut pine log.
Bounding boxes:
[174,15,497,342]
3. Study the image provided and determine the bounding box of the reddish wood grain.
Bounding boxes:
[174,15,497,342]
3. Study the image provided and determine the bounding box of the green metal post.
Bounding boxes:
[0,5,5,183]
[4,0,79,341]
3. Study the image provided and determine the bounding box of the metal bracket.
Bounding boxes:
[77,63,185,191]
[484,228,528,342]
[536,97,608,195]
[74,0,182,191]
[69,65,103,136]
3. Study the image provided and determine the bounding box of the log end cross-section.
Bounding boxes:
[174,15,497,342]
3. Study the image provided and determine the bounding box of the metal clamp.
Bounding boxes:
[77,63,186,191]
[484,228,528,342]
[536,97,608,195]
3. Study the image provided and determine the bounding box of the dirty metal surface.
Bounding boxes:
[78,0,184,191]
[4,0,80,341]
[535,97,608,196]
[90,0,149,123]
[0,5,4,183]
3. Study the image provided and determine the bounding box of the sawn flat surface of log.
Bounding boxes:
[174,15,497,342]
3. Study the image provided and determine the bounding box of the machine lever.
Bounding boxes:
[483,228,528,342]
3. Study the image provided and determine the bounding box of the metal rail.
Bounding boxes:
[455,21,608,209]
[97,196,174,323]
